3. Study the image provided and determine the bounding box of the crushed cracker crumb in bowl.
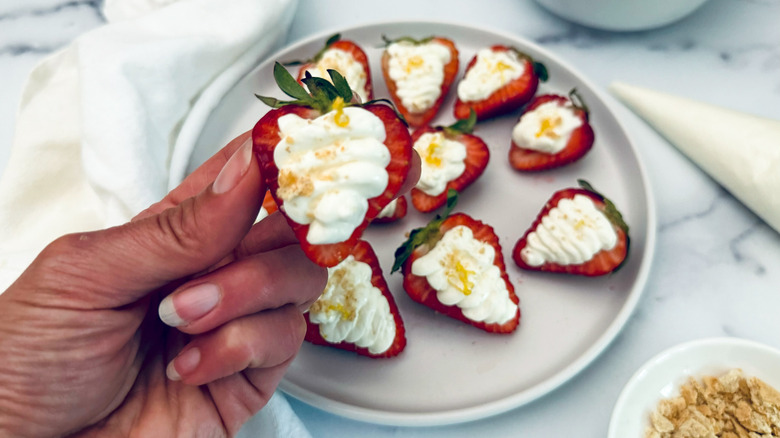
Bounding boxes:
[608,337,780,438]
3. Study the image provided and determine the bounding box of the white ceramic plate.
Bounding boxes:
[184,21,656,426]
[609,337,780,437]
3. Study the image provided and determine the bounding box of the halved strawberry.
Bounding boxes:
[292,33,374,102]
[453,45,547,121]
[305,240,406,358]
[512,180,629,276]
[253,63,413,267]
[372,195,408,224]
[509,90,595,171]
[410,110,490,213]
[393,192,520,334]
[381,35,459,127]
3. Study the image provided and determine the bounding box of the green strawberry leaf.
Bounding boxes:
[328,68,354,103]
[568,88,590,114]
[392,189,459,273]
[284,33,341,66]
[273,62,311,101]
[577,180,629,235]
[533,61,549,82]
[444,109,477,136]
[380,34,434,48]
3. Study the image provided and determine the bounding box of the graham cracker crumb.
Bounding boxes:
[644,369,780,438]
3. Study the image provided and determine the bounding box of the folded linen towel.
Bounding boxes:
[0,0,295,289]
[0,0,312,436]
[609,82,780,234]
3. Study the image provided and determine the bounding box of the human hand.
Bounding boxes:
[0,132,328,437]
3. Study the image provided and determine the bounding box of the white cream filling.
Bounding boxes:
[511,100,583,155]
[457,48,526,102]
[274,106,390,244]
[308,255,397,354]
[387,40,451,114]
[413,131,467,196]
[304,48,369,102]
[521,194,618,267]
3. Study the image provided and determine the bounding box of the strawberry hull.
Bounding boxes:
[410,126,490,213]
[402,213,520,334]
[512,186,630,276]
[304,240,407,358]
[252,103,413,267]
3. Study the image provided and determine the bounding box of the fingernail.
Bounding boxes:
[158,283,221,327]
[213,137,253,194]
[166,347,201,381]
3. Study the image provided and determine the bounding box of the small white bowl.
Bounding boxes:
[608,337,780,438]
[534,0,711,31]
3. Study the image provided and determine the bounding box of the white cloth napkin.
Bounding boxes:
[0,0,312,436]
[609,82,780,234]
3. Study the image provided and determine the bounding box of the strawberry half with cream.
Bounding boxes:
[372,196,408,224]
[253,63,413,267]
[294,33,373,103]
[411,110,490,213]
[381,35,459,127]
[513,180,629,276]
[393,192,520,334]
[453,45,547,121]
[509,90,595,171]
[305,240,406,358]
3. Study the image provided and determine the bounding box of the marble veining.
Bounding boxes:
[1,0,779,437]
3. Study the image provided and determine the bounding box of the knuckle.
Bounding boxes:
[152,199,206,256]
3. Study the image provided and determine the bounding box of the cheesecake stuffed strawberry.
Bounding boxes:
[453,45,547,121]
[381,35,459,127]
[305,240,406,358]
[253,62,413,267]
[509,89,595,171]
[293,33,374,103]
[393,191,520,334]
[513,180,629,276]
[410,110,490,213]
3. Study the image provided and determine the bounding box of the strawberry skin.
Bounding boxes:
[401,213,520,334]
[371,195,408,224]
[304,240,407,358]
[512,182,629,276]
[296,38,374,101]
[381,36,459,127]
[252,103,413,267]
[453,45,541,121]
[410,125,490,213]
[508,93,595,171]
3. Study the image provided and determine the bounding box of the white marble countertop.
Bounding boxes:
[2,0,780,437]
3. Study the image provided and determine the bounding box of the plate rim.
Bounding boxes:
[182,18,658,427]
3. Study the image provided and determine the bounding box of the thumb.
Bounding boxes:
[28,137,264,308]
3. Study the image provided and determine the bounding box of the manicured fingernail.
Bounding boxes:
[158,283,221,327]
[213,137,252,194]
[166,347,201,381]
